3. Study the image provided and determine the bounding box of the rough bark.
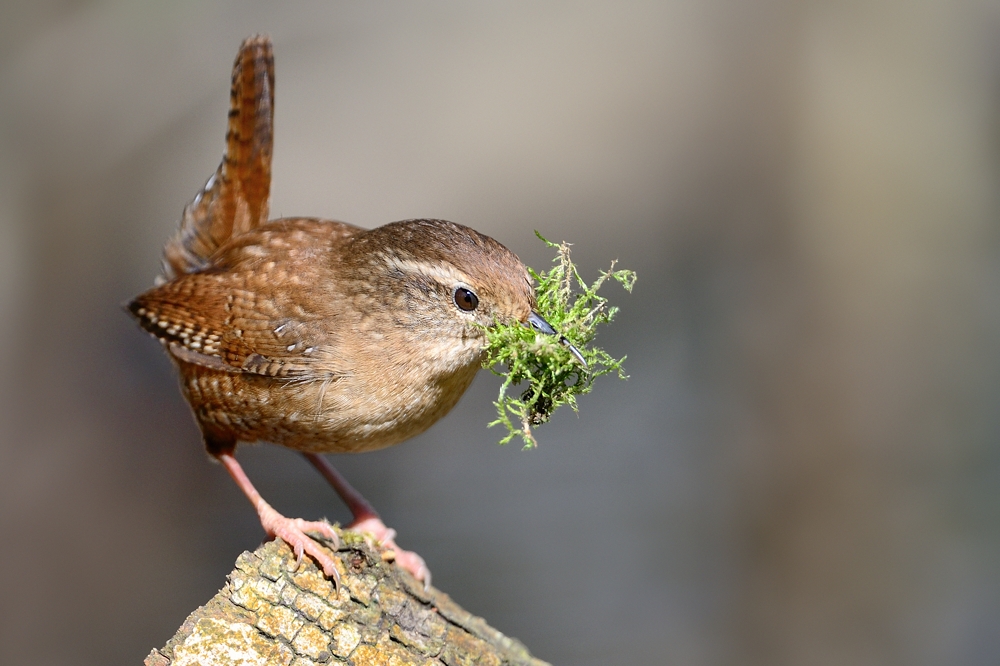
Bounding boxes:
[144,533,549,666]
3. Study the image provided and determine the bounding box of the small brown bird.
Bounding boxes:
[129,36,574,587]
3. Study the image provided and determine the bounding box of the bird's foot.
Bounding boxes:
[349,516,430,588]
[257,501,341,586]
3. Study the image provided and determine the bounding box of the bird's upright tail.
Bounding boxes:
[160,35,274,281]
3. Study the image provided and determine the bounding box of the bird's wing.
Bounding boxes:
[128,270,342,380]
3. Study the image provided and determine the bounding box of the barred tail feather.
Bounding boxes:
[161,35,274,281]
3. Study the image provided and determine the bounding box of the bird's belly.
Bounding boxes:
[179,360,480,454]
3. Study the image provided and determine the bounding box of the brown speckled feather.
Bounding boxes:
[131,218,359,381]
[161,35,274,282]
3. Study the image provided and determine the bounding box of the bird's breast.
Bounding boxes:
[176,331,484,454]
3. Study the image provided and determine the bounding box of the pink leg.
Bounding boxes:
[302,452,430,588]
[218,452,341,586]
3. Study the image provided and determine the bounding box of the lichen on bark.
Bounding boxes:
[145,534,549,666]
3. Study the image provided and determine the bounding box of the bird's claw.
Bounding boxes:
[257,502,341,588]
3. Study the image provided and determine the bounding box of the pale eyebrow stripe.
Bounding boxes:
[378,253,473,287]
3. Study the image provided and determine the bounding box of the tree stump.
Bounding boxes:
[144,532,549,666]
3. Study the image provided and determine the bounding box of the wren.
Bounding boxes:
[128,36,575,587]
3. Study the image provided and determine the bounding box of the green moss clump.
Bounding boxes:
[483,232,636,448]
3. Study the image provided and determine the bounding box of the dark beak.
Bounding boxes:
[526,311,588,369]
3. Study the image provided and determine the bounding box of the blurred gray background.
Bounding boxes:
[2,1,1000,665]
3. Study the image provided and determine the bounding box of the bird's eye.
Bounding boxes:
[454,287,479,312]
